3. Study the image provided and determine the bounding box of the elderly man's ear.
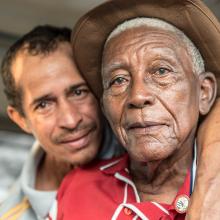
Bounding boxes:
[199,72,217,115]
[7,105,31,134]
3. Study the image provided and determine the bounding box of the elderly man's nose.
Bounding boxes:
[58,102,82,129]
[127,81,155,109]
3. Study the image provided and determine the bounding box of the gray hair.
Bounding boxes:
[105,18,205,75]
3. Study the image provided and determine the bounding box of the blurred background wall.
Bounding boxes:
[0,0,219,201]
[0,0,106,131]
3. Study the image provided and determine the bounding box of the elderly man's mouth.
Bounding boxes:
[126,121,166,134]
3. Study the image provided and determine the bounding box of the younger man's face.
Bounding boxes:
[8,42,102,166]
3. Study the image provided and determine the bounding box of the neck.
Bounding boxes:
[130,139,194,204]
[35,153,73,191]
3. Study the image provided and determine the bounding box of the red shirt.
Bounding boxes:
[57,154,191,220]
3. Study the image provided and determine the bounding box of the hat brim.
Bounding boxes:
[71,0,220,98]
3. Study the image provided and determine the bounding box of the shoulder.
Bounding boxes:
[0,180,28,219]
[0,179,21,207]
[0,141,42,219]
[65,156,121,180]
[58,156,124,200]
[57,155,128,219]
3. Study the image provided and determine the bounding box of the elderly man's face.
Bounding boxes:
[102,26,206,163]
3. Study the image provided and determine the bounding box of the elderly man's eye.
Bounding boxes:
[110,77,127,86]
[155,68,170,76]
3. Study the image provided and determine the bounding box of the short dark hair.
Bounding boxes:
[1,25,71,115]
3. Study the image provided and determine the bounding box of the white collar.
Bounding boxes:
[21,141,56,219]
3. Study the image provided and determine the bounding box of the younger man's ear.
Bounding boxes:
[7,105,31,133]
[199,72,217,115]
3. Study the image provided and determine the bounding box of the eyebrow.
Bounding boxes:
[30,83,88,108]
[102,62,128,75]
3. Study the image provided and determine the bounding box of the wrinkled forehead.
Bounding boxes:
[106,18,180,44]
[102,27,188,74]
[104,26,182,56]
[102,17,204,76]
[104,18,189,55]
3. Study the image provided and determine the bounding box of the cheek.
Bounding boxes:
[103,97,116,125]
[26,115,55,142]
[166,81,200,135]
[82,97,102,124]
[102,95,125,138]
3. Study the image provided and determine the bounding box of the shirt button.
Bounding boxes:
[124,207,132,215]
[174,195,189,214]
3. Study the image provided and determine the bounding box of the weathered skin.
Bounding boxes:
[101,26,216,204]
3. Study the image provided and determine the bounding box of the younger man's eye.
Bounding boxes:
[72,88,89,99]
[36,101,48,109]
[74,89,84,96]
[34,100,53,113]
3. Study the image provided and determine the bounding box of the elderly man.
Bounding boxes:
[56,0,220,219]
[0,25,123,219]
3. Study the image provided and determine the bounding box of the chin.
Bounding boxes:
[128,142,175,163]
[69,148,98,166]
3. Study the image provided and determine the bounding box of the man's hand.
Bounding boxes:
[186,97,220,219]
